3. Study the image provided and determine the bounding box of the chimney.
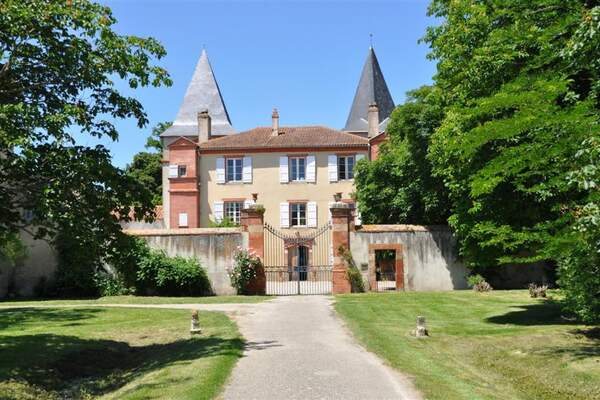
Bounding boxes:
[198,110,211,143]
[271,108,280,136]
[368,103,379,138]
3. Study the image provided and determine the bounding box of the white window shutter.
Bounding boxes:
[328,155,338,182]
[213,201,224,222]
[355,154,366,163]
[306,155,316,183]
[178,212,188,227]
[242,156,252,183]
[168,164,178,178]
[216,158,225,184]
[307,201,317,228]
[244,199,254,209]
[280,202,290,228]
[279,156,289,183]
[354,202,362,226]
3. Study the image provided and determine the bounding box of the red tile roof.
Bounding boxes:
[198,126,368,151]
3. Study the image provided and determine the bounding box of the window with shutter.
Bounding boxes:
[279,157,289,183]
[213,201,224,222]
[306,155,316,182]
[280,202,290,228]
[328,155,338,182]
[242,157,252,183]
[307,202,317,227]
[216,158,225,184]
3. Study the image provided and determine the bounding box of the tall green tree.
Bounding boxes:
[125,122,171,206]
[354,86,450,224]
[424,0,600,321]
[0,0,171,294]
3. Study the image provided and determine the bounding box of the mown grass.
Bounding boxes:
[0,295,267,307]
[0,307,244,399]
[335,290,600,400]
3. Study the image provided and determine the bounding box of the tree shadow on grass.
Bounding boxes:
[484,300,575,326]
[0,307,103,330]
[0,332,244,399]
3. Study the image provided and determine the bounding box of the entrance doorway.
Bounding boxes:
[375,249,396,291]
[368,243,404,292]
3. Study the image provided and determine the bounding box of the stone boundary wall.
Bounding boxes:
[0,231,57,298]
[350,225,469,291]
[125,228,245,295]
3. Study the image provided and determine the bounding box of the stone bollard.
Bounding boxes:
[190,310,201,335]
[413,316,428,338]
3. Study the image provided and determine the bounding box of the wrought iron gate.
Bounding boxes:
[263,223,333,295]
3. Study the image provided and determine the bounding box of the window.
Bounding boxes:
[290,203,307,227]
[338,155,355,180]
[178,165,187,177]
[225,201,243,224]
[289,157,306,181]
[178,212,188,227]
[226,158,243,182]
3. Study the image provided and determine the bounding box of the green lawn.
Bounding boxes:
[335,290,600,400]
[0,295,267,307]
[0,307,244,399]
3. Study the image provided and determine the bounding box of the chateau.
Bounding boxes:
[160,48,395,229]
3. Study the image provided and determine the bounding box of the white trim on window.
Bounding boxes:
[242,156,252,183]
[279,156,289,183]
[328,155,338,182]
[216,158,225,184]
[306,155,316,183]
[280,202,290,228]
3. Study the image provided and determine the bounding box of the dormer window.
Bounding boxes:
[178,165,187,177]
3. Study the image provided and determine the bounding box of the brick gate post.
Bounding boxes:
[331,202,352,294]
[240,205,266,295]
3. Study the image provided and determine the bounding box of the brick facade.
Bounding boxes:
[168,138,200,228]
[331,203,353,294]
[241,205,266,295]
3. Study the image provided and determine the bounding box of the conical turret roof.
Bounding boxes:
[162,49,235,137]
[343,47,394,133]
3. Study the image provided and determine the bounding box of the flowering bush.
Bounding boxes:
[229,248,262,294]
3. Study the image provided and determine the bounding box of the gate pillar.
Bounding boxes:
[331,203,352,294]
[241,205,266,295]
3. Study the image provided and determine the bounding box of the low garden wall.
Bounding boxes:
[125,228,245,295]
[350,225,469,291]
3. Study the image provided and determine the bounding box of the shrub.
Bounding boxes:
[557,237,600,324]
[228,248,261,294]
[528,283,548,298]
[339,246,365,293]
[94,271,132,297]
[209,217,239,228]
[137,248,211,296]
[467,274,493,292]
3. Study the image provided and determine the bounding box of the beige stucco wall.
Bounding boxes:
[0,230,57,298]
[199,150,367,228]
[350,227,469,291]
[129,228,244,295]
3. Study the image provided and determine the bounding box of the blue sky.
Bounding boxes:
[88,0,437,167]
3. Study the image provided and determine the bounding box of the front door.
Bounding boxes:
[296,245,308,281]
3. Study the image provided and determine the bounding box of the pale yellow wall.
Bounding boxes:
[199,151,366,228]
